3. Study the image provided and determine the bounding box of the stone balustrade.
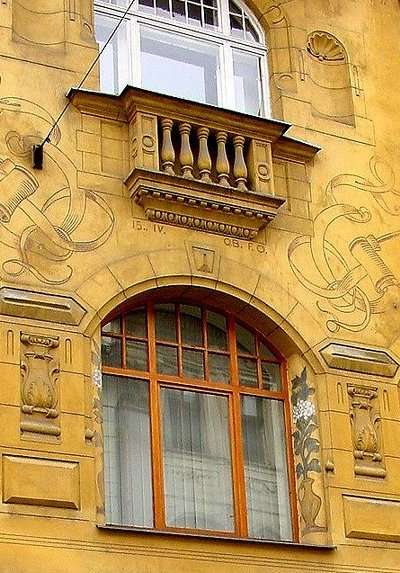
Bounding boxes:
[68,86,319,239]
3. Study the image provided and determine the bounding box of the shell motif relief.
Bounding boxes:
[307,31,346,62]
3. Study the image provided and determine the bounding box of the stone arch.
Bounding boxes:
[78,248,327,374]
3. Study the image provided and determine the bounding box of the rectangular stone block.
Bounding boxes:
[3,455,80,510]
[344,495,400,542]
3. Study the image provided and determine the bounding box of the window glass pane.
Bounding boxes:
[95,13,128,95]
[229,0,241,14]
[181,305,203,346]
[156,0,170,16]
[203,7,218,29]
[261,362,281,392]
[233,50,262,116]
[102,317,121,334]
[155,303,177,342]
[125,307,147,338]
[207,311,227,350]
[208,352,230,384]
[230,13,244,38]
[126,340,148,371]
[259,341,276,361]
[102,336,122,367]
[238,357,258,387]
[241,397,292,540]
[183,349,205,379]
[161,388,234,531]
[103,375,153,527]
[140,26,219,105]
[236,324,255,354]
[139,0,155,12]
[157,344,178,375]
[245,17,259,42]
[188,1,202,26]
[172,0,186,21]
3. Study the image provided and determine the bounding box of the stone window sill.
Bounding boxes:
[97,524,336,550]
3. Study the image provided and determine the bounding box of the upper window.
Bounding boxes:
[94,0,269,116]
[101,301,295,541]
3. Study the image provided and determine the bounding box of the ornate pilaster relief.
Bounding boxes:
[348,384,386,478]
[20,333,60,441]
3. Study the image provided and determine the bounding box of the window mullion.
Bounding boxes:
[148,304,166,529]
[131,18,142,87]
[231,391,248,537]
[222,44,235,110]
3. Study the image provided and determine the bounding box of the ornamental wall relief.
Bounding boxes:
[20,332,60,441]
[291,367,326,534]
[347,384,386,478]
[289,157,400,333]
[0,97,114,285]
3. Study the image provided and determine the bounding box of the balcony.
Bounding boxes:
[69,86,319,240]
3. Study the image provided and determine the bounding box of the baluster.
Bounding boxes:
[197,126,211,183]
[179,122,194,178]
[233,135,247,190]
[160,118,175,175]
[216,131,230,187]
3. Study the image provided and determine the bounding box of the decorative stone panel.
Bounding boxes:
[20,333,60,442]
[347,384,386,478]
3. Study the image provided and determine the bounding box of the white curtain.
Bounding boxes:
[161,388,234,532]
[103,375,153,527]
[241,396,292,540]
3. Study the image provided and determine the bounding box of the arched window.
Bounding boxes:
[101,301,295,540]
[94,0,269,116]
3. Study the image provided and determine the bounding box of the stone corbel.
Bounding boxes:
[20,333,60,442]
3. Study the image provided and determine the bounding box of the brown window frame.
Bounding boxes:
[101,301,299,541]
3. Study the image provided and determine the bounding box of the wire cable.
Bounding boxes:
[40,0,135,147]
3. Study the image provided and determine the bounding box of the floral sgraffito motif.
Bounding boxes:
[291,367,325,534]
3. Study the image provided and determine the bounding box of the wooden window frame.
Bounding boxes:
[101,301,299,541]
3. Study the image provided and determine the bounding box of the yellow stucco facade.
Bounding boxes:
[0,0,400,571]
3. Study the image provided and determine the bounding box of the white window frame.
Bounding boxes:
[94,0,270,117]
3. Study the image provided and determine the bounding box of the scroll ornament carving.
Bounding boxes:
[307,31,346,63]
[291,368,326,534]
[348,384,386,478]
[20,333,60,440]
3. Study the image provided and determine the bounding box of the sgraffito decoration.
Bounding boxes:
[289,157,400,332]
[0,97,114,285]
[291,368,325,534]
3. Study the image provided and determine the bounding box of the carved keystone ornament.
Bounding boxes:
[20,333,60,441]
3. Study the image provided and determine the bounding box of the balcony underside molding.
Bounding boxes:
[126,170,285,240]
